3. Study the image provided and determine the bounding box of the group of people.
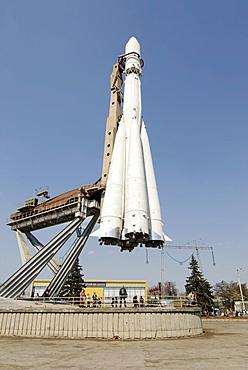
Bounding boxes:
[118,286,145,308]
[118,285,145,307]
[110,292,128,307]
[133,295,145,307]
[79,289,102,307]
[31,286,50,302]
[112,295,144,307]
[79,285,145,308]
[111,286,145,308]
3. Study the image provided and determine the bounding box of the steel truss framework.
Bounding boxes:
[0,197,100,298]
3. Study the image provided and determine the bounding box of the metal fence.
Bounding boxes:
[10,295,196,308]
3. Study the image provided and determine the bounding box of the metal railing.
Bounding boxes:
[146,295,197,308]
[15,295,196,308]
[7,197,79,223]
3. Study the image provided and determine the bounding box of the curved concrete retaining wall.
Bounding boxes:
[0,307,202,339]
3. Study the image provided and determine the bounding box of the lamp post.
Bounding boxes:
[237,268,246,312]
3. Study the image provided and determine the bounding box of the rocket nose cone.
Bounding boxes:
[125,36,141,55]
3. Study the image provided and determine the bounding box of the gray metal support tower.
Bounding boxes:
[1,186,101,298]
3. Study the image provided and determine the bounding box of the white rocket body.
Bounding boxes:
[99,118,125,242]
[99,37,167,250]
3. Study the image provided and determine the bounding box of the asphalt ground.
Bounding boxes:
[0,319,247,369]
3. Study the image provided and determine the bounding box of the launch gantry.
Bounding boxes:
[0,45,125,299]
[0,185,103,298]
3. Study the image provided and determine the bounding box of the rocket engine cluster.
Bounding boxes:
[96,37,170,251]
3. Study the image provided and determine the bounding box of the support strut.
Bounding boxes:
[48,212,99,296]
[25,231,61,275]
[0,217,83,298]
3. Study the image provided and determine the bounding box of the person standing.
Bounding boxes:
[111,297,115,307]
[87,294,91,307]
[35,293,39,303]
[98,297,102,307]
[187,291,196,305]
[133,295,138,307]
[80,289,86,307]
[139,296,144,307]
[92,292,97,307]
[119,285,127,307]
[43,287,49,300]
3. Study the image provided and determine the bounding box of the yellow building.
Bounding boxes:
[30,280,147,304]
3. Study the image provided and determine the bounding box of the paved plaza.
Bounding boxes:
[0,319,247,369]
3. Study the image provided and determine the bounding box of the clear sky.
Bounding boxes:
[0,0,247,293]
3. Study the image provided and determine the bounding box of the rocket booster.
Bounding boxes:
[98,37,168,251]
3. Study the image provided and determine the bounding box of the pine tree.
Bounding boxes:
[60,258,85,297]
[185,255,214,313]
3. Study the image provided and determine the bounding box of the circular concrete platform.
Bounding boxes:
[0,303,202,339]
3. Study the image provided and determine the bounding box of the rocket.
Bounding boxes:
[96,37,170,251]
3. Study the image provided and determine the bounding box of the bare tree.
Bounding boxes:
[214,281,248,310]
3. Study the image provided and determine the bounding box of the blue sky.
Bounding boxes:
[0,0,247,292]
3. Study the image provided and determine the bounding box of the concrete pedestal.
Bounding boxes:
[0,306,202,339]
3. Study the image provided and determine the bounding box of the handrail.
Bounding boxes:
[7,197,79,223]
[20,295,197,308]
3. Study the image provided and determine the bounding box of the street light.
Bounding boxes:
[237,268,246,312]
